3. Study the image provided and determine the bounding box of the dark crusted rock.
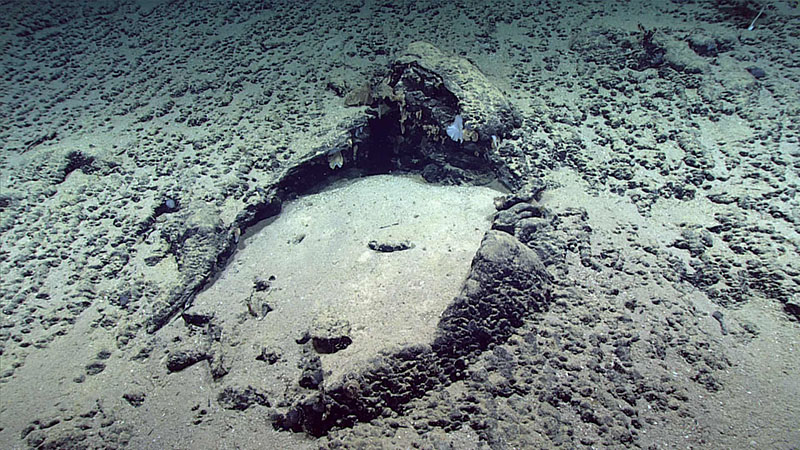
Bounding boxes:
[299,353,324,390]
[209,352,229,380]
[123,392,146,407]
[746,66,766,79]
[493,202,548,234]
[310,311,352,354]
[492,194,571,273]
[253,276,273,292]
[395,41,521,143]
[688,34,718,57]
[85,361,106,376]
[26,430,87,450]
[358,41,524,189]
[711,310,729,335]
[274,229,551,436]
[181,308,213,327]
[672,228,713,257]
[166,349,209,372]
[434,230,552,364]
[367,239,414,253]
[245,291,273,319]
[784,298,800,321]
[147,204,238,334]
[217,386,270,410]
[256,347,282,364]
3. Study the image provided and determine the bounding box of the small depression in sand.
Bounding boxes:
[189,174,502,389]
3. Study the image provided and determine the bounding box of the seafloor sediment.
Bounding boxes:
[0,1,798,448]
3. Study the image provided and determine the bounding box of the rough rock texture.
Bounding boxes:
[1,0,798,448]
[395,41,520,142]
[274,229,551,436]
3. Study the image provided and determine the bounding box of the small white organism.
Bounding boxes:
[747,4,766,30]
[446,115,464,143]
[327,150,344,169]
[491,135,500,150]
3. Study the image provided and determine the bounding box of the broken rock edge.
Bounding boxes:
[143,43,547,437]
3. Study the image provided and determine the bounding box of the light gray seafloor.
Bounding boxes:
[184,173,500,410]
[1,0,799,448]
